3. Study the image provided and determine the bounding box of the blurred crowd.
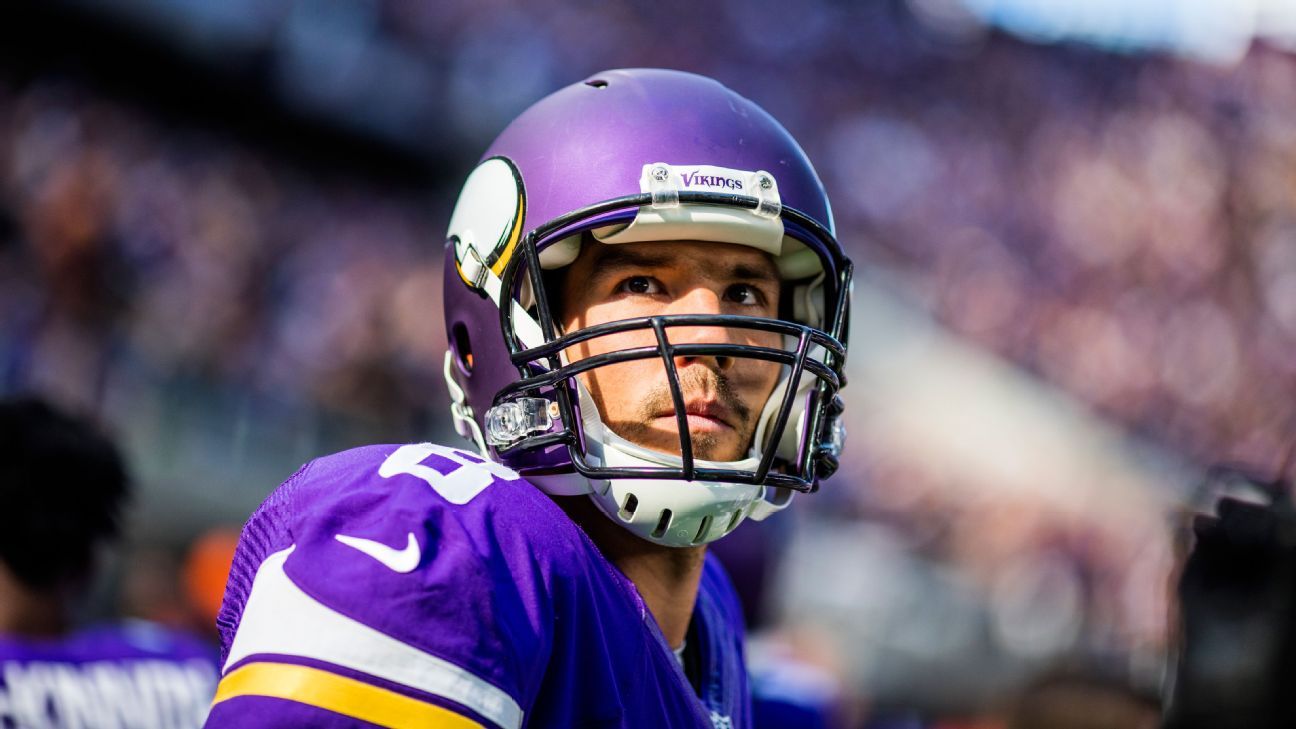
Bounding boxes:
[0,79,447,426]
[837,45,1296,471]
[3,2,1291,467]
[2,0,1295,725]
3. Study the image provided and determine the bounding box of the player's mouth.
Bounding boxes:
[653,400,735,434]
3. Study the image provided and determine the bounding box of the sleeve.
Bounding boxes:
[204,444,553,729]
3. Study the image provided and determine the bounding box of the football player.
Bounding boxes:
[206,68,850,729]
[0,397,219,728]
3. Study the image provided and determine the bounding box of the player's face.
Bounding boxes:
[558,240,783,462]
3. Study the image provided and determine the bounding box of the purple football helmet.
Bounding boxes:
[442,69,850,547]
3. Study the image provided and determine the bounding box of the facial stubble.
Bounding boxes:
[614,367,757,462]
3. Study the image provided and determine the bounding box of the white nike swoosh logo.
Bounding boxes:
[334,532,421,573]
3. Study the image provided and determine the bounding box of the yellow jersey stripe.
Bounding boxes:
[223,547,523,728]
[212,661,486,729]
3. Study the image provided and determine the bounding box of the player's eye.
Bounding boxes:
[616,276,662,296]
[724,283,764,306]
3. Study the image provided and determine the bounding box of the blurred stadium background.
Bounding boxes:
[2,0,1295,726]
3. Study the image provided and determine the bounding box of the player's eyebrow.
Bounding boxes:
[589,246,778,283]
[587,246,675,274]
[728,259,778,282]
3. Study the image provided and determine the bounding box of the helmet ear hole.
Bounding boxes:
[451,323,474,374]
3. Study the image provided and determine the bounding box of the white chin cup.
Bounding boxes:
[586,428,767,548]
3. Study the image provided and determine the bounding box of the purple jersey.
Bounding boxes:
[206,444,751,729]
[0,621,219,728]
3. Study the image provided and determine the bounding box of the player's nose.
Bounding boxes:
[666,286,735,371]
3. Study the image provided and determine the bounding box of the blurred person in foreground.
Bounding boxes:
[0,396,218,728]
[205,68,850,728]
[1162,462,1296,729]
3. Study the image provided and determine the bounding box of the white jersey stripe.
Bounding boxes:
[224,547,523,729]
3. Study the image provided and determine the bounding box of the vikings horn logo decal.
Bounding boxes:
[447,156,526,290]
